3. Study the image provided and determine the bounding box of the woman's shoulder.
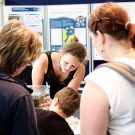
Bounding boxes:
[114,57,135,69]
[36,53,49,64]
[77,63,85,71]
[85,66,119,84]
[73,63,85,76]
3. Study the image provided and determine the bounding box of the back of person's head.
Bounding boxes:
[60,42,86,62]
[54,87,80,117]
[0,19,42,74]
[88,2,135,47]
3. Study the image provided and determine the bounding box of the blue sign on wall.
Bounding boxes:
[5,0,135,5]
[11,7,41,12]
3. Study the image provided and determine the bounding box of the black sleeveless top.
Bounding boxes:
[43,51,76,99]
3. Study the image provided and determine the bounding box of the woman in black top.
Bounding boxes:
[32,42,86,99]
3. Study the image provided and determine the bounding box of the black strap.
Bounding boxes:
[45,51,54,73]
[96,61,135,84]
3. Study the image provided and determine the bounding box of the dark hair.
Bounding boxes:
[55,87,80,117]
[60,42,86,62]
[88,2,135,47]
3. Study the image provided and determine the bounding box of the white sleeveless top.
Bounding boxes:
[85,58,135,135]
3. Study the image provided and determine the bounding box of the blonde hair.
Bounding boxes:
[0,19,42,74]
[55,87,80,117]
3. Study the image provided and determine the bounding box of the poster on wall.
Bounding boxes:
[48,4,88,51]
[3,6,44,48]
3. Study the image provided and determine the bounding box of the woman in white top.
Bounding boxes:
[80,2,135,135]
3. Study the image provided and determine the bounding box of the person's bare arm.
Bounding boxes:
[80,80,109,135]
[32,53,48,85]
[67,63,85,90]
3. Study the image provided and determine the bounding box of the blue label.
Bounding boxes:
[12,7,40,12]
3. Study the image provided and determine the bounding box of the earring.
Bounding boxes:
[101,49,104,53]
